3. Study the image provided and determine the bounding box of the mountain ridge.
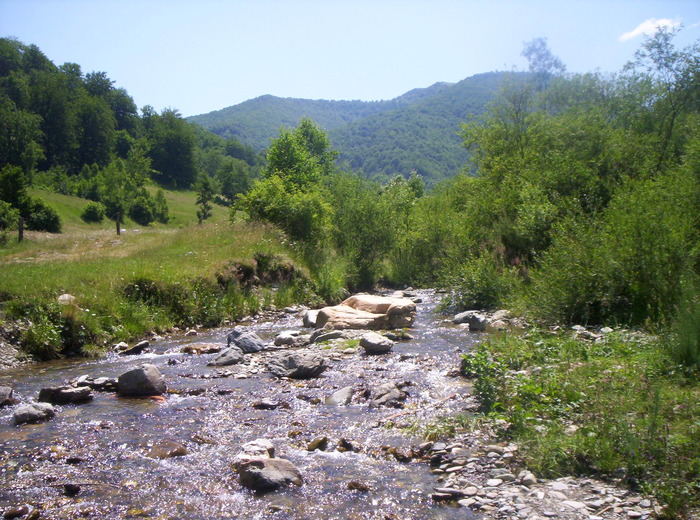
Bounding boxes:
[188,72,512,180]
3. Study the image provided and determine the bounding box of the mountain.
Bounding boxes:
[188,72,511,181]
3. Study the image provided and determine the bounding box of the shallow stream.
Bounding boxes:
[0,291,481,519]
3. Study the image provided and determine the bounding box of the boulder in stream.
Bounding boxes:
[227,327,266,353]
[38,385,93,405]
[370,381,409,408]
[118,340,150,356]
[359,332,394,355]
[117,364,167,397]
[233,439,275,469]
[0,386,17,408]
[267,352,327,379]
[325,386,354,406]
[453,310,488,331]
[316,294,416,330]
[207,346,244,366]
[13,402,56,425]
[237,458,303,492]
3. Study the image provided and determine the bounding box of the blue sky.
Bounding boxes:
[1,0,699,117]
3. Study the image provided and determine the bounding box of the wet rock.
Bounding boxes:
[360,332,394,355]
[337,438,359,452]
[207,347,244,366]
[383,330,414,341]
[325,386,354,406]
[118,340,150,356]
[117,364,166,397]
[38,385,93,405]
[13,402,55,425]
[3,505,29,519]
[182,343,221,355]
[274,330,302,346]
[227,327,265,353]
[184,329,198,337]
[147,440,188,459]
[233,439,275,469]
[301,309,319,328]
[310,329,347,343]
[0,386,17,408]
[267,352,327,379]
[63,483,81,497]
[307,436,329,451]
[237,458,303,492]
[453,311,488,331]
[370,381,409,408]
[252,399,286,410]
[347,480,371,492]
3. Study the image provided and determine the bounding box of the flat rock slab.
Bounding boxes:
[38,386,94,405]
[207,347,244,366]
[316,294,416,330]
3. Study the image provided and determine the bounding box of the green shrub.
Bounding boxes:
[80,201,106,223]
[128,195,155,226]
[24,197,62,233]
[0,200,19,230]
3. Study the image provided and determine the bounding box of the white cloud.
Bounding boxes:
[619,18,681,42]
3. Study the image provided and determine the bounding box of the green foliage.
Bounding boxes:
[461,330,700,517]
[128,192,155,226]
[669,279,700,373]
[80,200,105,223]
[23,197,61,232]
[195,174,214,224]
[237,119,336,245]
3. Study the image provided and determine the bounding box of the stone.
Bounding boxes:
[347,480,371,492]
[147,440,188,459]
[38,385,93,405]
[325,386,354,406]
[118,340,150,356]
[267,352,327,379]
[370,381,408,408]
[2,505,29,519]
[359,332,394,355]
[207,347,244,366]
[310,329,347,343]
[14,402,55,425]
[486,478,503,487]
[301,309,319,328]
[563,500,586,509]
[521,472,537,487]
[0,386,17,408]
[316,294,416,330]
[342,294,416,328]
[233,439,275,469]
[307,436,329,451]
[453,311,488,331]
[227,327,265,353]
[117,364,166,397]
[181,343,221,355]
[237,458,302,492]
[274,330,302,346]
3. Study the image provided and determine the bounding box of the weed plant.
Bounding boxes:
[461,329,700,518]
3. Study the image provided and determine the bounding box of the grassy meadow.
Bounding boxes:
[0,189,314,359]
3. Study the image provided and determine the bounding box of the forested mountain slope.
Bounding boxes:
[188,73,509,182]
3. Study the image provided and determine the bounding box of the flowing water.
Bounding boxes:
[0,291,481,519]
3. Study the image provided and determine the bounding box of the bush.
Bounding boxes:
[24,197,62,233]
[0,200,19,230]
[80,201,106,223]
[128,195,155,226]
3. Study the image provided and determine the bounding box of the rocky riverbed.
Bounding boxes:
[0,290,659,519]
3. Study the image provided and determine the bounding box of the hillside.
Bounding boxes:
[188,73,510,181]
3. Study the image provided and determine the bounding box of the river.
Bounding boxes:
[0,290,482,519]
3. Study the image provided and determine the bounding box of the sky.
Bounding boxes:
[1,0,699,118]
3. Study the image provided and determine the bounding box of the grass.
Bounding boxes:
[0,189,316,359]
[460,329,700,518]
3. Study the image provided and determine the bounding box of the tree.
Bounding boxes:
[147,108,198,188]
[522,37,566,91]
[195,174,214,224]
